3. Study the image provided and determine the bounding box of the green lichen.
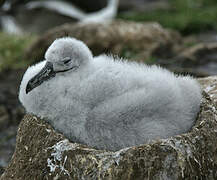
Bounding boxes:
[0,32,36,72]
[118,0,217,35]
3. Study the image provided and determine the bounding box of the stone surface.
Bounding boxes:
[1,84,217,179]
[197,31,217,43]
[25,20,182,62]
[177,43,217,62]
[169,43,217,76]
[159,43,217,77]
[198,76,217,105]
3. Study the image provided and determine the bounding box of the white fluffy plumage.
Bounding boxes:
[19,37,202,151]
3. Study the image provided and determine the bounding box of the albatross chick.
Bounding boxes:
[19,37,202,151]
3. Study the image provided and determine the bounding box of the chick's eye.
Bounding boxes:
[62,58,71,64]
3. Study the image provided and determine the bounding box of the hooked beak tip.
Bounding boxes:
[26,80,34,94]
[26,85,31,94]
[25,61,55,94]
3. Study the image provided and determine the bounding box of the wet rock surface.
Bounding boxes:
[1,84,217,179]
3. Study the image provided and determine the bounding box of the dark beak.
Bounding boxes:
[26,62,56,94]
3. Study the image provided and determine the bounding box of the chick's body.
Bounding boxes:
[19,38,201,151]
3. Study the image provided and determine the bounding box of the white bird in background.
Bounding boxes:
[0,15,22,34]
[26,0,119,24]
[19,37,202,151]
[80,0,119,24]
[25,0,86,20]
[0,0,119,34]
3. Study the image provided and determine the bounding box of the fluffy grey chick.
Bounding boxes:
[19,37,202,151]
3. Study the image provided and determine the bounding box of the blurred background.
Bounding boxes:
[0,0,217,175]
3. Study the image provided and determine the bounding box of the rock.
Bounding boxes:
[198,76,217,105]
[178,43,217,62]
[1,80,217,179]
[196,31,217,43]
[159,43,217,77]
[25,20,182,62]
